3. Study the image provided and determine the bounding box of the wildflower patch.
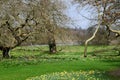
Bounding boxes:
[26,70,109,80]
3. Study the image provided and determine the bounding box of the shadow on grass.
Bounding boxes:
[107,69,120,79]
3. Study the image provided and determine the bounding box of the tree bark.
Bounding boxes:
[106,25,120,37]
[49,39,56,53]
[84,6,102,57]
[2,47,10,58]
[84,25,100,57]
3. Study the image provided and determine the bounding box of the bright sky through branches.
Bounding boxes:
[64,0,97,29]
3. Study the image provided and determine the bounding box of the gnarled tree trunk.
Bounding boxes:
[0,46,10,58]
[48,38,56,53]
[2,47,10,58]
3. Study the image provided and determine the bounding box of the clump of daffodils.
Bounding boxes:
[26,70,108,80]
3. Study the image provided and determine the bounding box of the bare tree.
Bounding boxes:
[34,0,68,53]
[73,0,120,57]
[0,0,37,58]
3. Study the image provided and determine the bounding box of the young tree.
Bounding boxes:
[73,0,120,57]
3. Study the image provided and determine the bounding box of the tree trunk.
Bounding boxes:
[84,25,100,57]
[84,8,101,57]
[49,39,56,53]
[2,47,10,58]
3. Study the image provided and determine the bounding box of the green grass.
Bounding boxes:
[0,45,120,80]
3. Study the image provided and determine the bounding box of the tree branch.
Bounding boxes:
[11,36,29,49]
[106,25,120,37]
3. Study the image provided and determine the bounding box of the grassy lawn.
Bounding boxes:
[0,45,120,80]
